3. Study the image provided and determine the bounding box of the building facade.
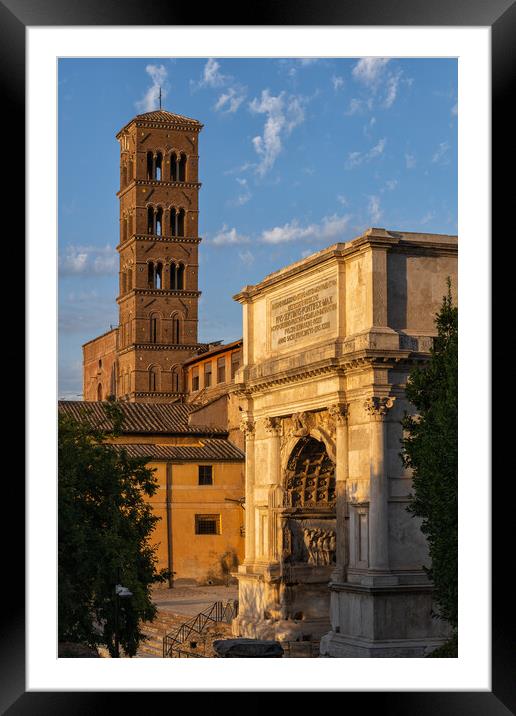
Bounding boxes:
[83,109,206,403]
[58,400,245,585]
[184,340,245,450]
[231,228,457,657]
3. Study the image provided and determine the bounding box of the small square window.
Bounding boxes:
[198,465,213,485]
[195,514,220,535]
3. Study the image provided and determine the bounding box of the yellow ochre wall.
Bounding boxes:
[147,460,245,585]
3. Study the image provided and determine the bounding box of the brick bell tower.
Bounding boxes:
[115,109,204,403]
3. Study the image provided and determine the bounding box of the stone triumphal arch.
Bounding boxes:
[232,227,457,657]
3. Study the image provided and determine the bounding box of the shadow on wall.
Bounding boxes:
[387,252,408,330]
[205,550,240,586]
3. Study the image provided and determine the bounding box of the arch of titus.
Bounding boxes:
[232,227,457,657]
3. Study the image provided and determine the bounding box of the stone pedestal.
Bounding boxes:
[321,581,450,657]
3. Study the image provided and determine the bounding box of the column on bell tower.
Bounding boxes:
[114,110,204,403]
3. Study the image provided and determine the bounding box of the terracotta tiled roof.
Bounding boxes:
[58,400,227,435]
[109,440,244,462]
[135,110,202,126]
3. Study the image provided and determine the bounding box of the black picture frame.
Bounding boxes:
[9,0,511,711]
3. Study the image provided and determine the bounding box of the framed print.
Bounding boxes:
[7,0,512,710]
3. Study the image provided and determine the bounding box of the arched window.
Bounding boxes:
[147,262,155,289]
[170,208,177,237]
[172,316,180,344]
[150,313,159,343]
[178,153,187,182]
[147,206,155,234]
[155,262,163,289]
[146,151,154,180]
[169,261,177,290]
[177,264,185,290]
[172,367,181,392]
[110,365,116,397]
[170,152,177,181]
[156,207,163,236]
[97,383,103,401]
[177,208,185,237]
[156,152,163,181]
[149,366,160,392]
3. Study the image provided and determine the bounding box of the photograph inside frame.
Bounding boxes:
[57,56,458,660]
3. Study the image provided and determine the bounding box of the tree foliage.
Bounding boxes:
[58,402,168,656]
[401,280,458,649]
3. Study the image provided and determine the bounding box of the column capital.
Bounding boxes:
[263,416,281,435]
[328,403,349,426]
[364,396,396,420]
[239,417,255,436]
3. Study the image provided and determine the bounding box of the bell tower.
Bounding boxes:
[115,109,204,402]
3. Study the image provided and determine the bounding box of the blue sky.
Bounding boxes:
[58,57,457,399]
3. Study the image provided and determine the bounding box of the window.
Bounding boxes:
[192,366,199,391]
[170,152,177,181]
[150,315,158,343]
[172,316,180,343]
[231,351,241,379]
[178,153,187,182]
[155,152,163,181]
[195,514,220,535]
[149,367,159,392]
[217,356,226,384]
[204,361,212,388]
[198,465,213,485]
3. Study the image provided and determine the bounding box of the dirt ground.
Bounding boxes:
[150,584,238,617]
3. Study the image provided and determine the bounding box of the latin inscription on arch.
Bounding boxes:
[269,277,337,351]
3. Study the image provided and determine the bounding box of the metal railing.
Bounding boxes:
[163,600,238,658]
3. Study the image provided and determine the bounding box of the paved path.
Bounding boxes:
[150,584,238,617]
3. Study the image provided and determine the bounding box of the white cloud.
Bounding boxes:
[215,86,246,114]
[384,179,398,191]
[383,70,402,108]
[301,249,314,258]
[352,58,390,86]
[261,213,350,244]
[238,249,255,266]
[194,59,247,114]
[135,64,168,113]
[228,178,252,207]
[201,58,226,88]
[345,97,373,115]
[331,75,344,91]
[351,58,406,110]
[368,195,382,224]
[405,152,417,169]
[345,137,386,169]
[212,225,250,246]
[432,141,451,164]
[451,102,458,116]
[249,90,306,176]
[59,244,117,276]
[420,211,435,225]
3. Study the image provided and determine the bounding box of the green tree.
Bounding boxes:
[400,279,458,656]
[58,402,168,657]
